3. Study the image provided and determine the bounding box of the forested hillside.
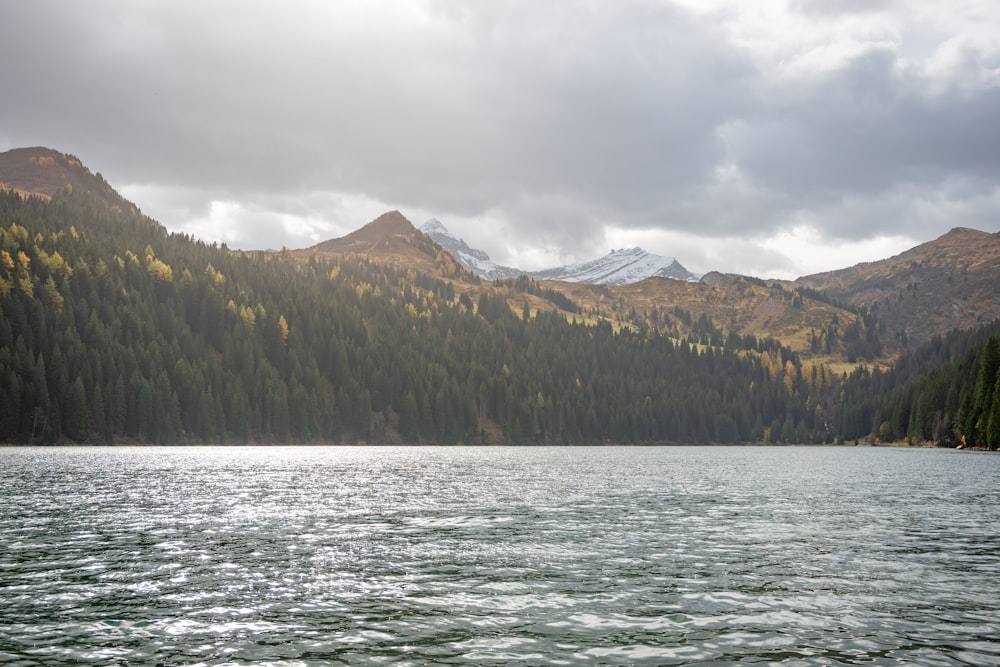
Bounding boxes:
[835,323,1000,449]
[0,184,841,445]
[1,149,998,448]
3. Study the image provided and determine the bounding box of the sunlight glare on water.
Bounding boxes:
[1,445,998,665]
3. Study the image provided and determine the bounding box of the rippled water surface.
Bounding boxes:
[1,446,998,666]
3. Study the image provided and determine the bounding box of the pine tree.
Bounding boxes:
[399,390,419,443]
[63,375,88,441]
[973,337,1000,444]
[986,371,1000,450]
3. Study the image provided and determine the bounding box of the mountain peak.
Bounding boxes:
[0,146,150,223]
[0,146,107,200]
[310,210,418,254]
[420,218,497,271]
[941,227,991,241]
[367,210,414,234]
[419,219,700,285]
[608,247,647,257]
[532,246,699,285]
[421,218,449,236]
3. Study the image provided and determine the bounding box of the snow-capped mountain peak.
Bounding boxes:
[531,247,699,285]
[421,218,450,237]
[420,219,520,279]
[420,219,700,285]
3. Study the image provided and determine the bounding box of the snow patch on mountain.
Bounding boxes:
[531,247,700,285]
[420,219,700,285]
[420,219,522,280]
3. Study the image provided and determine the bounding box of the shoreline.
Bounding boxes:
[0,440,978,449]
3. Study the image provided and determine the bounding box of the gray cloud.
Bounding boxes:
[790,0,898,16]
[2,0,998,278]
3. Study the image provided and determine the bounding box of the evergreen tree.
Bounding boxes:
[986,372,1000,450]
[972,337,1000,444]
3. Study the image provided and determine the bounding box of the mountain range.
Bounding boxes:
[420,219,700,285]
[298,207,1000,366]
[3,146,1000,367]
[1,146,999,447]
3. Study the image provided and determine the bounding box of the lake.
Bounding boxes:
[1,445,998,666]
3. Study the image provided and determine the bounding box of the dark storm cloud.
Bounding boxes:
[1,0,998,277]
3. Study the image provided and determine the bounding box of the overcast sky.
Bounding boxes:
[2,1,999,279]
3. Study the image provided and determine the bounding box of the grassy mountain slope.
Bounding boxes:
[553,274,872,367]
[794,228,1000,350]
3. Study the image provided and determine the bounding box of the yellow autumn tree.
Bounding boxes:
[147,258,173,282]
[277,315,289,345]
[239,304,256,331]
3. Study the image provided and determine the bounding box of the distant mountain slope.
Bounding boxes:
[316,215,877,363]
[794,227,1000,349]
[531,247,699,285]
[419,219,699,285]
[299,211,480,284]
[312,210,421,255]
[548,273,872,363]
[282,213,998,366]
[420,219,522,280]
